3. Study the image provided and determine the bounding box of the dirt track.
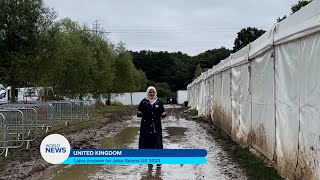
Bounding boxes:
[33,106,248,180]
[0,105,250,180]
[0,107,135,180]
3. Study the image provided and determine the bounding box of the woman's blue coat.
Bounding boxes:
[137,98,165,149]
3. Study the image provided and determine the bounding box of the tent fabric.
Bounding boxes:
[231,66,241,142]
[231,46,249,67]
[213,74,222,127]
[186,1,320,178]
[221,69,232,135]
[298,33,320,179]
[274,40,300,178]
[209,76,215,121]
[238,63,252,146]
[220,56,232,71]
[231,63,251,144]
[248,28,275,59]
[250,49,275,161]
[273,0,320,45]
[213,62,221,74]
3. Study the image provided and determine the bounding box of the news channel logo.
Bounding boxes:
[40,134,71,164]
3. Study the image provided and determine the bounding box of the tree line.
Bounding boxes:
[130,0,312,96]
[0,0,311,101]
[0,0,146,102]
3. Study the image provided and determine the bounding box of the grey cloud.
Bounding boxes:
[45,0,297,55]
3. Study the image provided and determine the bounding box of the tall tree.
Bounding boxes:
[130,50,192,91]
[112,43,143,93]
[192,47,231,69]
[57,19,95,99]
[194,64,203,80]
[133,69,147,92]
[88,30,115,98]
[233,27,266,52]
[0,0,55,101]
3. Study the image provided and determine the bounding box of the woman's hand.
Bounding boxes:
[137,111,143,117]
[161,112,166,118]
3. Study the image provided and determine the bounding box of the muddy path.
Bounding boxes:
[0,107,136,180]
[32,105,248,180]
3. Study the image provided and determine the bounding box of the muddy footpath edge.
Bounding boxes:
[0,106,137,180]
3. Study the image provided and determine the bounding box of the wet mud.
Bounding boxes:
[0,108,135,180]
[0,105,249,180]
[36,105,248,180]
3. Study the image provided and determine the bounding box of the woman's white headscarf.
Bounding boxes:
[146,86,158,105]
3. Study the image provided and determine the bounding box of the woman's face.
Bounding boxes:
[148,89,155,98]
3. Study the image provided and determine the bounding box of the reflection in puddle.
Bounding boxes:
[100,127,139,148]
[37,113,248,180]
[140,166,162,180]
[165,127,187,137]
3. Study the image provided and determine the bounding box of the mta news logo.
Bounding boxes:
[40,134,71,164]
[45,143,67,153]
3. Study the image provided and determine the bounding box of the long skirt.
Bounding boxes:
[138,133,163,149]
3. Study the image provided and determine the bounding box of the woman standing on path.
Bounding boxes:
[137,86,166,151]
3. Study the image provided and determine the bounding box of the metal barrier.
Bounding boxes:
[0,113,5,156]
[0,107,37,150]
[0,100,95,156]
[1,103,53,132]
[70,100,94,121]
[51,101,73,121]
[51,100,94,122]
[0,109,25,157]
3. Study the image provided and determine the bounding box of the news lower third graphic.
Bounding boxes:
[40,134,207,165]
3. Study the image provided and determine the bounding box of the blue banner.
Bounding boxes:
[62,157,207,164]
[69,149,207,157]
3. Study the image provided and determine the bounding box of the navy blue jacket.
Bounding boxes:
[137,98,165,134]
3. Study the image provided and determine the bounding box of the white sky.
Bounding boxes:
[44,0,298,56]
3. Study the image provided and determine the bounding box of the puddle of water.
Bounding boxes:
[37,126,140,180]
[37,113,248,180]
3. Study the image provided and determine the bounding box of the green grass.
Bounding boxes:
[201,122,283,180]
[98,105,131,114]
[188,109,198,116]
[229,145,282,179]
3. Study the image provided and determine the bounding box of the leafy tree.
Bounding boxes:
[0,0,55,101]
[194,64,203,80]
[130,48,231,92]
[192,47,231,69]
[233,27,266,52]
[87,29,115,99]
[0,1,148,102]
[133,69,147,91]
[47,19,95,99]
[112,42,145,93]
[154,82,173,98]
[130,50,192,91]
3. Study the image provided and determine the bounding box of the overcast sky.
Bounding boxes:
[44,0,298,56]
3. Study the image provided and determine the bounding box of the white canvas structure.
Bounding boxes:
[220,57,232,135]
[110,92,146,105]
[187,1,320,179]
[177,90,187,104]
[250,49,275,161]
[212,63,222,127]
[131,92,146,105]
